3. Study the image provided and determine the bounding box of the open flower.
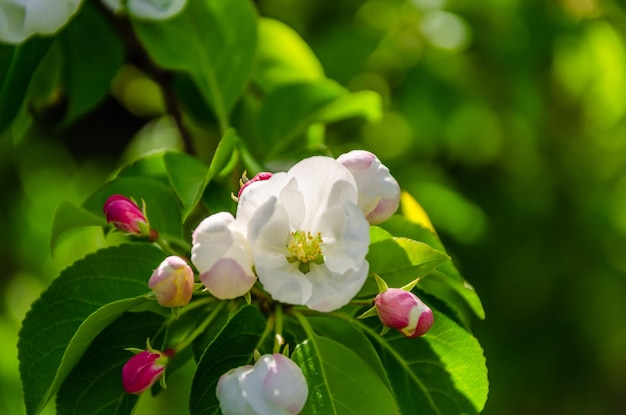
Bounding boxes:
[0,0,82,44]
[374,288,434,338]
[148,256,194,307]
[191,212,256,299]
[216,354,308,415]
[236,156,370,312]
[336,150,400,224]
[122,347,174,394]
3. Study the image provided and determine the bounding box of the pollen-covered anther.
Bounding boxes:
[287,230,324,265]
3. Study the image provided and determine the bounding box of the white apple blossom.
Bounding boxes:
[216,354,308,415]
[237,156,370,312]
[191,212,256,300]
[336,150,400,224]
[0,0,82,44]
[100,0,187,20]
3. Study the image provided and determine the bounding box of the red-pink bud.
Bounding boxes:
[374,288,434,338]
[122,349,174,394]
[103,194,157,240]
[237,172,273,198]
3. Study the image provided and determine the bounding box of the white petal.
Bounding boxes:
[24,0,81,34]
[305,261,370,312]
[128,0,187,20]
[262,355,308,414]
[191,212,237,273]
[216,366,256,415]
[318,203,370,274]
[236,172,290,236]
[286,156,358,227]
[199,257,256,300]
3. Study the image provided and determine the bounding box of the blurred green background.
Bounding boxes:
[2,0,626,414]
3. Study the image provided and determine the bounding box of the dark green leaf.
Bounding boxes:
[292,334,400,415]
[58,2,124,123]
[18,244,167,415]
[189,305,266,415]
[56,312,164,415]
[0,37,52,133]
[133,0,257,131]
[164,152,209,221]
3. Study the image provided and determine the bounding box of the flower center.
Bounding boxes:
[286,230,324,274]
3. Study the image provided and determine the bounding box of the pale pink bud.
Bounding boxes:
[217,354,308,415]
[103,194,158,240]
[238,172,273,198]
[191,212,256,299]
[148,256,194,307]
[336,150,400,224]
[374,288,434,338]
[122,348,174,394]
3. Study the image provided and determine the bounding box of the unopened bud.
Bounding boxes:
[336,150,400,224]
[103,194,158,240]
[238,172,273,198]
[149,256,194,307]
[217,353,308,415]
[374,288,434,338]
[122,348,174,394]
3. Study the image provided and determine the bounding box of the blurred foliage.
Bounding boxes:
[2,0,626,414]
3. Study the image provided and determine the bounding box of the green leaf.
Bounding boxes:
[0,37,52,133]
[132,0,257,131]
[164,128,238,221]
[189,305,266,415]
[261,80,382,158]
[254,18,325,92]
[18,244,167,415]
[361,234,450,296]
[308,316,391,390]
[58,2,124,123]
[292,335,400,415]
[380,216,485,321]
[50,202,108,253]
[83,176,184,240]
[56,312,164,415]
[359,308,489,414]
[164,152,209,221]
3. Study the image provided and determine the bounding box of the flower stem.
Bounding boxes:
[174,300,226,353]
[350,298,375,306]
[273,303,284,354]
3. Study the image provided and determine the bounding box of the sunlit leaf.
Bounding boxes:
[361,229,450,296]
[380,216,485,321]
[50,201,108,253]
[358,308,489,415]
[18,244,166,415]
[254,18,325,92]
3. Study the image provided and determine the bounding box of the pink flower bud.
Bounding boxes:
[374,288,434,338]
[216,354,308,415]
[148,256,194,307]
[122,348,174,394]
[238,172,273,198]
[103,194,158,240]
[336,150,400,224]
[191,212,256,299]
